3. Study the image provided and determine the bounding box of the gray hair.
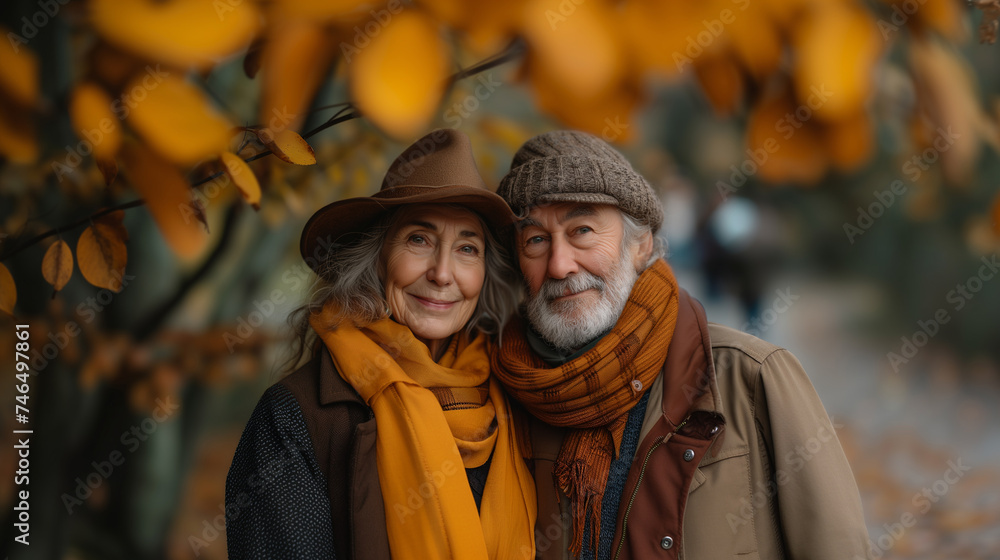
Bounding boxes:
[621,212,666,270]
[285,206,519,371]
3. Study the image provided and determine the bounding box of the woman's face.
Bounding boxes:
[381,205,486,345]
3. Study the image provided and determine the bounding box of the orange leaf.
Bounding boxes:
[98,158,119,186]
[70,82,122,160]
[126,74,234,165]
[793,4,881,122]
[77,211,129,291]
[522,0,624,100]
[0,97,37,164]
[42,239,74,292]
[991,194,1000,237]
[243,37,265,80]
[86,41,144,92]
[122,143,209,259]
[0,262,15,315]
[694,56,744,116]
[272,0,371,22]
[0,27,39,107]
[257,128,316,165]
[91,0,259,69]
[258,21,336,134]
[747,88,828,184]
[219,152,262,209]
[824,111,875,172]
[348,10,450,139]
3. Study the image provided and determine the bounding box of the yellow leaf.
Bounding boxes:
[219,152,262,209]
[523,0,624,100]
[257,128,316,165]
[620,0,718,76]
[0,262,15,315]
[77,211,129,291]
[91,0,259,69]
[349,10,450,139]
[122,144,209,260]
[526,55,641,140]
[793,4,881,122]
[126,74,234,165]
[42,239,74,292]
[453,1,527,55]
[726,7,783,79]
[259,21,337,134]
[0,27,38,107]
[271,0,371,22]
[70,82,122,161]
[0,98,37,164]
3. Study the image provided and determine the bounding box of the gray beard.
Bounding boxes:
[525,251,639,353]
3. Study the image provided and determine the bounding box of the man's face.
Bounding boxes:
[515,203,642,351]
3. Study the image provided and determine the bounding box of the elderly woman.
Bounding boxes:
[225,129,536,560]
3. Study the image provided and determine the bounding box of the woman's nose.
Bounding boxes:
[426,250,454,285]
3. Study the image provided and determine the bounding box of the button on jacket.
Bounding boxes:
[528,290,871,560]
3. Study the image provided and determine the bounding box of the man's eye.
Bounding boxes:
[576,226,593,234]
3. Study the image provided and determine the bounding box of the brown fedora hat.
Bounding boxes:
[300,128,515,271]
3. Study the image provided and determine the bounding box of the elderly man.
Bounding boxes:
[491,131,871,560]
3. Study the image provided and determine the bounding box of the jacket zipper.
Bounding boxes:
[612,418,688,560]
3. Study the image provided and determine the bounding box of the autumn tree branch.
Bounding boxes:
[0,39,525,263]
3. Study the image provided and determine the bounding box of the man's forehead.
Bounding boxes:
[518,202,618,229]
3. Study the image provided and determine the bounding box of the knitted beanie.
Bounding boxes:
[496,130,663,233]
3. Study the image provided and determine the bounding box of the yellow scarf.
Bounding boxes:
[310,308,536,560]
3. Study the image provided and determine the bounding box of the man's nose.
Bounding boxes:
[546,237,578,279]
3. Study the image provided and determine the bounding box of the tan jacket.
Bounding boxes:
[529,290,871,560]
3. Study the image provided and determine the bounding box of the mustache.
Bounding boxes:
[536,271,606,302]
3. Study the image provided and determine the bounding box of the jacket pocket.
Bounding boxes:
[683,448,758,559]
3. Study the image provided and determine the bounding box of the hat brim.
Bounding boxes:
[300,185,516,271]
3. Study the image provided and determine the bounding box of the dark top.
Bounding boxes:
[225,378,492,559]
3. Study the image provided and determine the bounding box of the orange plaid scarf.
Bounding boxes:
[492,259,679,555]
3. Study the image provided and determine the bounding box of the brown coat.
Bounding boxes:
[279,349,392,560]
[529,290,872,560]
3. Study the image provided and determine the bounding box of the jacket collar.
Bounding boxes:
[316,347,368,406]
[659,289,725,430]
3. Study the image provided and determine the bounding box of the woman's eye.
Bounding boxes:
[459,245,479,255]
[408,234,426,244]
[526,236,544,245]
